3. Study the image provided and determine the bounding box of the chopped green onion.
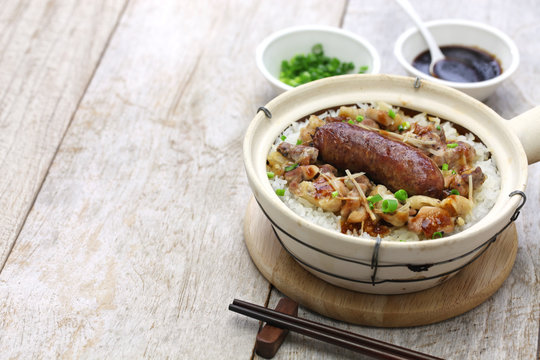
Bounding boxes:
[284,163,299,172]
[348,119,355,125]
[358,65,369,74]
[331,190,339,198]
[296,139,303,145]
[394,189,408,203]
[367,194,383,204]
[451,169,457,175]
[436,125,441,130]
[450,189,460,195]
[267,171,275,179]
[388,109,396,119]
[280,135,287,141]
[369,202,374,209]
[447,143,458,148]
[382,199,398,213]
[279,44,366,87]
[275,189,285,196]
[402,121,410,130]
[356,115,364,122]
[397,124,404,132]
[432,231,443,239]
[442,163,449,171]
[312,43,323,56]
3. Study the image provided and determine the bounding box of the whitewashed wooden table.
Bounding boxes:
[0,0,538,359]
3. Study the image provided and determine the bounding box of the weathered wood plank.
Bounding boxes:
[260,0,540,359]
[0,0,346,358]
[0,0,128,268]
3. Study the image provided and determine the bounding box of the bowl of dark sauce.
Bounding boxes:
[394,19,519,101]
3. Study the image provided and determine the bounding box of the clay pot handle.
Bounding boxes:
[508,106,540,165]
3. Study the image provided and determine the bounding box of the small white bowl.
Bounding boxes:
[394,19,520,101]
[256,25,381,93]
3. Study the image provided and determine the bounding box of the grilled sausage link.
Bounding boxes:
[313,122,444,198]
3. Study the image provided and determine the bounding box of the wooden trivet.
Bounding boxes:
[243,197,518,327]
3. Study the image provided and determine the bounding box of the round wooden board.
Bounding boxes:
[244,197,518,328]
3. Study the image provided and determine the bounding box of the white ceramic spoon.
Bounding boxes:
[395,0,479,81]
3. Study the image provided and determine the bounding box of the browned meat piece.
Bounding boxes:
[276,142,319,165]
[443,141,476,170]
[319,164,338,176]
[365,108,396,128]
[284,165,319,194]
[408,206,454,239]
[312,122,445,198]
[445,166,486,195]
[299,115,326,145]
[412,123,447,166]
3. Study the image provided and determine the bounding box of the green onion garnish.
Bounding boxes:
[369,202,374,209]
[358,65,369,74]
[451,170,457,175]
[388,109,396,119]
[382,199,398,213]
[432,231,443,239]
[284,163,299,172]
[267,171,275,179]
[348,119,355,125]
[331,190,339,198]
[367,194,383,204]
[280,135,287,141]
[296,139,303,145]
[394,189,408,203]
[450,189,460,195]
[447,143,458,148]
[402,121,410,130]
[356,115,364,122]
[397,124,404,132]
[275,189,285,196]
[279,44,364,87]
[436,125,441,130]
[442,163,449,171]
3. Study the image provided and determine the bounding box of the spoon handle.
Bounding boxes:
[395,0,444,62]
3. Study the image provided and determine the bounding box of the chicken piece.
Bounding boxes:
[344,173,372,194]
[295,180,342,213]
[284,165,319,193]
[340,188,362,221]
[347,206,369,223]
[439,195,473,218]
[408,206,455,239]
[365,108,399,130]
[319,163,338,176]
[277,142,319,165]
[443,141,477,170]
[267,151,290,176]
[412,123,447,166]
[299,115,325,144]
[407,195,441,210]
[338,106,362,119]
[445,166,485,195]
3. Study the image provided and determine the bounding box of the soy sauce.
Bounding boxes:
[412,45,502,83]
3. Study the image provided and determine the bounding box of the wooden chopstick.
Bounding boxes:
[229,299,443,360]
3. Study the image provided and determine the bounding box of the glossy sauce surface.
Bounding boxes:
[412,45,502,83]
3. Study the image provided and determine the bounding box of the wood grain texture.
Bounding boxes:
[0,0,537,359]
[0,0,347,358]
[0,0,128,267]
[244,196,519,328]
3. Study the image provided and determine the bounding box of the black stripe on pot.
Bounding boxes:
[256,190,526,284]
[257,106,272,119]
[271,225,495,285]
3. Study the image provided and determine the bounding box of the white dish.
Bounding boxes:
[394,19,520,101]
[256,25,381,93]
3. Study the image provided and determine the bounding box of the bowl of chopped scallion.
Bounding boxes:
[256,25,380,93]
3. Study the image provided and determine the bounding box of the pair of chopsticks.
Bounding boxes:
[229,299,443,360]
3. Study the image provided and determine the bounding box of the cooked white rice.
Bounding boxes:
[268,103,501,242]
